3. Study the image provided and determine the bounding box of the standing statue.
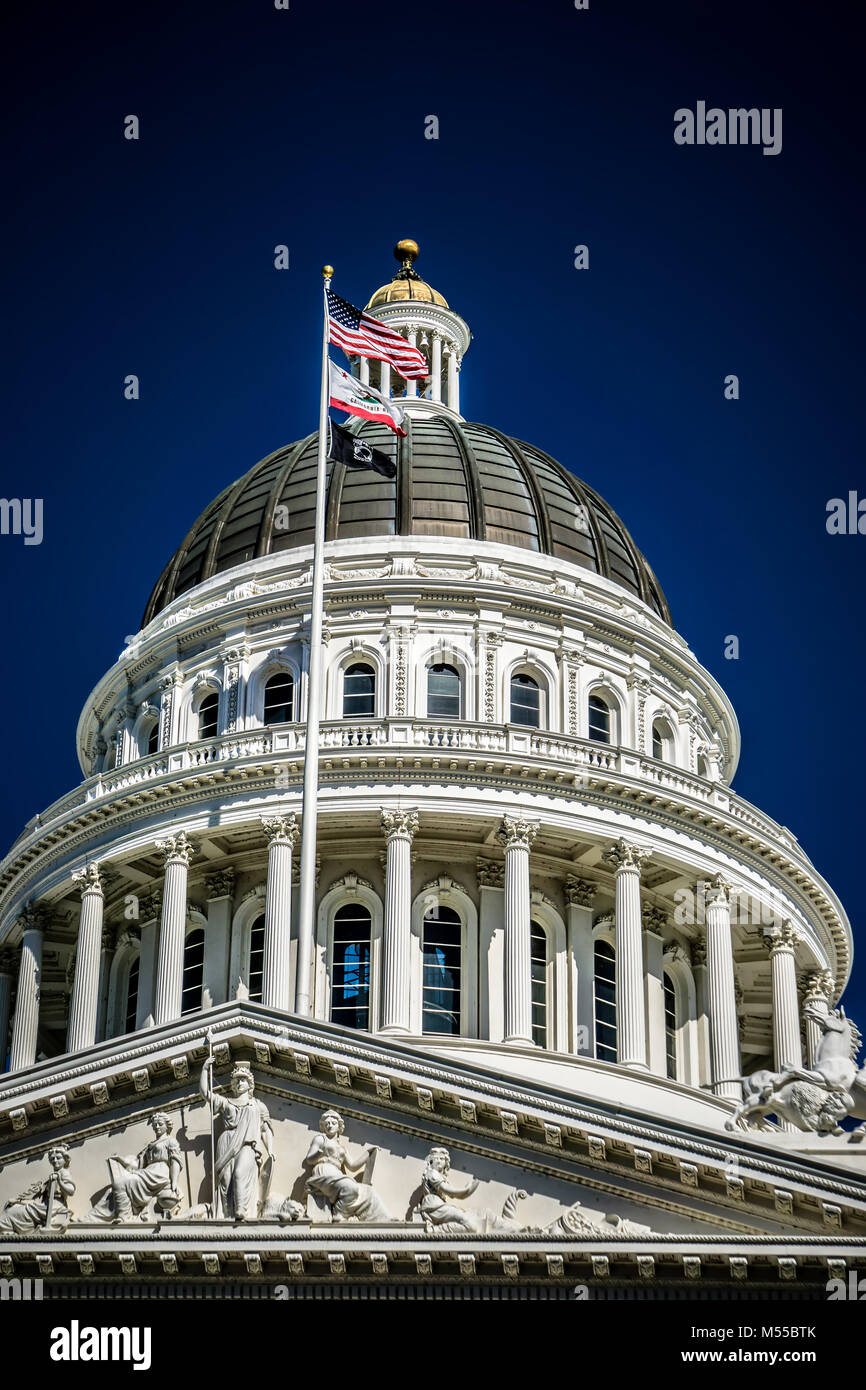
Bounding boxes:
[200,1059,274,1219]
[413,1146,527,1233]
[86,1112,183,1222]
[0,1144,75,1234]
[728,1003,866,1135]
[303,1110,390,1222]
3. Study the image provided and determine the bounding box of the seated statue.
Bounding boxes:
[303,1110,390,1222]
[0,1144,74,1234]
[415,1146,526,1233]
[86,1112,182,1222]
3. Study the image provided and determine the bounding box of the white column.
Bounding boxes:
[380,809,418,1034]
[67,864,106,1053]
[153,833,195,1024]
[136,891,161,1028]
[9,908,44,1071]
[768,922,803,1070]
[431,332,442,403]
[380,361,391,398]
[802,968,834,1066]
[358,356,369,385]
[643,905,668,1076]
[446,347,459,412]
[0,951,14,1072]
[692,936,711,1088]
[477,858,505,1041]
[564,876,595,1056]
[405,331,418,398]
[204,870,235,1008]
[499,816,538,1045]
[601,839,651,1070]
[261,817,298,1011]
[96,925,115,1042]
[704,874,741,1098]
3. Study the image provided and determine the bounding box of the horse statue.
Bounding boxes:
[726,1002,866,1136]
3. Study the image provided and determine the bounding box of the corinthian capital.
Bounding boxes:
[765,920,800,955]
[155,832,196,867]
[18,902,48,935]
[801,967,835,1007]
[601,839,651,873]
[477,857,505,889]
[261,814,300,848]
[642,905,669,935]
[381,809,419,841]
[205,868,237,900]
[497,816,539,851]
[564,875,595,907]
[703,873,732,908]
[72,862,104,897]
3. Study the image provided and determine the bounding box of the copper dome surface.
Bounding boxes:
[142,417,671,626]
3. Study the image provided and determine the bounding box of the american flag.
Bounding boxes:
[327,291,428,380]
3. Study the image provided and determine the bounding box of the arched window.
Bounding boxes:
[510,673,540,728]
[530,920,548,1048]
[697,753,710,779]
[330,903,372,1029]
[427,663,460,719]
[343,663,376,718]
[264,672,294,725]
[652,719,673,762]
[124,955,140,1033]
[181,927,205,1015]
[664,972,678,1080]
[422,904,462,1034]
[593,939,617,1061]
[147,722,160,755]
[588,694,611,744]
[198,692,219,740]
[248,915,265,1003]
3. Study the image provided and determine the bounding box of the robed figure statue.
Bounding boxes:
[200,1059,274,1219]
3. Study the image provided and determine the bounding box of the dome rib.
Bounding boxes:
[444,417,486,541]
[254,434,316,560]
[482,426,553,555]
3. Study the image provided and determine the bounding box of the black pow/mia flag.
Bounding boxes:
[328,418,397,479]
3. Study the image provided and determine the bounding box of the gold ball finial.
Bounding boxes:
[394,239,419,267]
[322,264,334,279]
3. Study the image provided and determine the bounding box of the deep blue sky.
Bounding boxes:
[1,1,863,1016]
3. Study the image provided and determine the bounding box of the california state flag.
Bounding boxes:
[328,361,406,437]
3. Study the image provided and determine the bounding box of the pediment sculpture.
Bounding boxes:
[0,1143,74,1234]
[728,1003,866,1135]
[85,1111,182,1223]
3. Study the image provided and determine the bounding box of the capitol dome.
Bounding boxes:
[0,239,862,1301]
[142,420,671,626]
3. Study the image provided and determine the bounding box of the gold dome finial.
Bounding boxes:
[394,239,420,279]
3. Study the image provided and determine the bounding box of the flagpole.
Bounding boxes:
[295,264,333,1016]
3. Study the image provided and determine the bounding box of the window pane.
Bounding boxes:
[510,674,540,728]
[331,905,372,1030]
[248,916,265,1003]
[124,956,140,1033]
[588,696,610,744]
[422,905,461,1035]
[427,664,460,719]
[147,723,160,754]
[594,940,617,1061]
[664,973,677,1080]
[343,664,375,717]
[264,673,294,725]
[530,920,547,1048]
[198,693,219,739]
[181,928,205,1015]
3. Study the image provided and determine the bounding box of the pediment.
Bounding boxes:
[1,1005,865,1291]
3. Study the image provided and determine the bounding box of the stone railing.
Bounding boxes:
[8,719,795,855]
